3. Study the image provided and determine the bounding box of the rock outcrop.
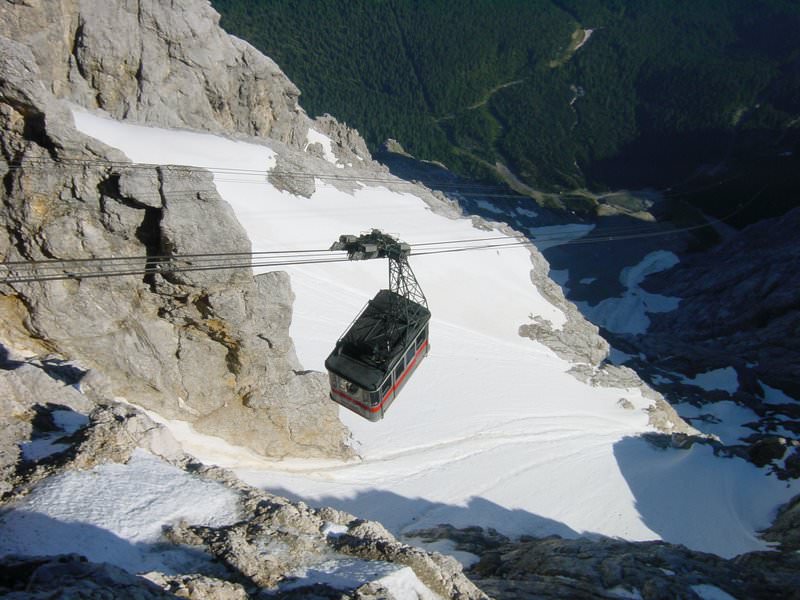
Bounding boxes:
[410,525,800,599]
[0,554,176,599]
[0,0,309,146]
[0,15,350,458]
[376,150,692,437]
[164,490,486,599]
[519,242,610,366]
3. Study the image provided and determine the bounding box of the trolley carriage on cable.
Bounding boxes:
[325,230,430,421]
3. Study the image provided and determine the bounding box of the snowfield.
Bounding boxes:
[575,250,681,335]
[69,109,799,560]
[0,449,241,574]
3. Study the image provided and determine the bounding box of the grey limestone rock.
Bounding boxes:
[268,151,319,198]
[1,393,487,598]
[313,113,373,165]
[761,493,800,552]
[145,573,249,600]
[411,525,800,600]
[0,353,192,500]
[330,521,488,600]
[0,0,308,146]
[68,402,187,470]
[0,554,175,599]
[0,376,32,497]
[519,244,610,366]
[0,350,96,497]
[567,363,701,436]
[164,491,488,599]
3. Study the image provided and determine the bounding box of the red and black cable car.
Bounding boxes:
[325,231,430,421]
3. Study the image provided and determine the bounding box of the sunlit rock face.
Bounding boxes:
[0,3,352,459]
[0,0,309,144]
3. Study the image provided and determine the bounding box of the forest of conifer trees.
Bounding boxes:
[213,0,800,224]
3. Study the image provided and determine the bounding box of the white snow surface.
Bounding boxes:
[760,381,796,405]
[681,367,740,394]
[577,250,681,334]
[71,110,799,559]
[515,206,538,218]
[283,559,440,599]
[529,223,595,250]
[0,449,240,573]
[691,584,738,600]
[674,401,759,445]
[474,199,506,214]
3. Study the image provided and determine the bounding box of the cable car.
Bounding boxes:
[325,231,430,421]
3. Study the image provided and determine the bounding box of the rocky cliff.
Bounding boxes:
[1,0,308,144]
[644,206,800,400]
[0,0,353,458]
[2,0,798,597]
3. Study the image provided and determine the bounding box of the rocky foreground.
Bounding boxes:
[2,355,799,599]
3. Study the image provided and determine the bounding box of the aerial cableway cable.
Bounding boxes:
[0,255,355,284]
[7,156,531,198]
[0,229,692,282]
[0,193,768,284]
[0,221,750,284]
[1,158,770,284]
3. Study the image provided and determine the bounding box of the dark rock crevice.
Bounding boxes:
[136,206,165,288]
[70,21,88,81]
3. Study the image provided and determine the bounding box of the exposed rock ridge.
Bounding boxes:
[399,197,697,437]
[513,218,697,436]
[0,31,350,458]
[411,524,800,600]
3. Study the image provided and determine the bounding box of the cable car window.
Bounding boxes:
[406,347,415,364]
[346,381,359,394]
[369,391,380,406]
[394,362,404,381]
[380,379,391,398]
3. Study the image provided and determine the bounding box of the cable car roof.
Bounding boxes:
[325,289,430,391]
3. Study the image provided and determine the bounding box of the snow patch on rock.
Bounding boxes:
[577,250,681,334]
[0,449,241,573]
